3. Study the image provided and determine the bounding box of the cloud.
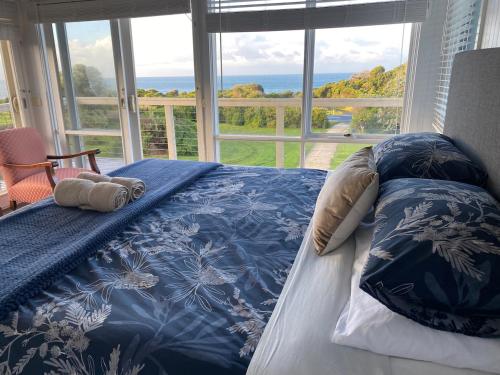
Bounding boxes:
[68,35,115,77]
[65,16,411,78]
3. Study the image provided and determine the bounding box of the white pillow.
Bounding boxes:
[332,228,500,375]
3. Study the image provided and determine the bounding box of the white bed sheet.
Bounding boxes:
[247,221,493,375]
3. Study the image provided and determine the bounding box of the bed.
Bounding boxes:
[0,161,326,374]
[1,47,499,375]
[248,47,500,375]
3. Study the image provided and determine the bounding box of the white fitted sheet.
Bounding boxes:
[247,221,493,375]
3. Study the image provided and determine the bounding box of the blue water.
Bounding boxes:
[0,73,353,99]
[136,73,352,94]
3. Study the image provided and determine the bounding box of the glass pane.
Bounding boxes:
[53,21,124,165]
[65,21,120,129]
[220,140,276,167]
[219,140,301,168]
[68,135,124,174]
[0,46,13,131]
[216,30,304,137]
[305,142,373,170]
[132,14,199,160]
[312,24,411,135]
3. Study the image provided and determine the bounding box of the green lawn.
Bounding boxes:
[79,122,372,170]
[219,123,303,136]
[330,143,372,169]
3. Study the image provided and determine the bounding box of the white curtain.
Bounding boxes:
[27,0,190,23]
[206,0,429,33]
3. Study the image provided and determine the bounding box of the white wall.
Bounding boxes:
[481,0,500,48]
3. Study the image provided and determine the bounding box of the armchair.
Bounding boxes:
[0,128,101,208]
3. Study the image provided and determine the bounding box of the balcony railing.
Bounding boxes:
[69,96,403,171]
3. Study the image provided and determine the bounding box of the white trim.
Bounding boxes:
[37,24,66,159]
[215,133,387,143]
[64,128,122,137]
[192,0,218,162]
[111,19,143,163]
[54,22,83,166]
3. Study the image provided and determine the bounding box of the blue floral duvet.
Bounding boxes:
[0,165,325,375]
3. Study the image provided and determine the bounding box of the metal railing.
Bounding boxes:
[70,96,403,169]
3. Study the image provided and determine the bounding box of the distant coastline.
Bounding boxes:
[136,73,353,94]
[0,73,354,99]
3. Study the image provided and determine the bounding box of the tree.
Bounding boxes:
[72,64,111,97]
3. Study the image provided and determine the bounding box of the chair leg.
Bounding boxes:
[9,200,17,211]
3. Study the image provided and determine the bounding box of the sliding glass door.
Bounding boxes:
[51,21,125,172]
[130,14,199,161]
[46,14,199,170]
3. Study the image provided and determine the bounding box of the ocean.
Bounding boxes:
[136,73,352,93]
[0,73,352,99]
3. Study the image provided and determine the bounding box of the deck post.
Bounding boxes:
[275,106,285,168]
[165,105,177,160]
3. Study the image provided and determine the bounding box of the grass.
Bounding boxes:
[78,121,371,170]
[330,143,372,169]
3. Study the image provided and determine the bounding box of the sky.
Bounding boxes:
[62,14,411,78]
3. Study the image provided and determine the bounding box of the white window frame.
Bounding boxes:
[209,24,412,167]
[39,0,419,169]
[41,20,143,167]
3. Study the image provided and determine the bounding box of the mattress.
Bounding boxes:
[248,219,493,375]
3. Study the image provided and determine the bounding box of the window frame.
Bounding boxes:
[210,24,412,167]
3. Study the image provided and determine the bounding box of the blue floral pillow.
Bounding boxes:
[360,178,500,337]
[374,133,488,186]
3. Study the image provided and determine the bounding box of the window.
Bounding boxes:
[213,23,411,170]
[131,14,199,161]
[311,24,410,136]
[39,0,429,172]
[52,21,125,173]
[216,30,304,168]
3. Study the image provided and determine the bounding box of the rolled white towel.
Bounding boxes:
[80,182,129,213]
[77,172,111,183]
[110,177,146,202]
[54,178,94,207]
[77,172,145,202]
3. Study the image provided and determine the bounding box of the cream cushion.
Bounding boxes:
[312,146,378,255]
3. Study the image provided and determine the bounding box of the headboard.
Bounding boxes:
[444,47,500,200]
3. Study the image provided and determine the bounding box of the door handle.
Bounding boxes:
[11,96,19,113]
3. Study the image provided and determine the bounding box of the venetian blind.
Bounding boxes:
[0,0,19,40]
[433,0,482,130]
[206,0,429,33]
[26,0,191,23]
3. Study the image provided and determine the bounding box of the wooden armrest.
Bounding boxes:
[47,149,101,174]
[3,161,59,169]
[4,161,58,189]
[46,149,101,160]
